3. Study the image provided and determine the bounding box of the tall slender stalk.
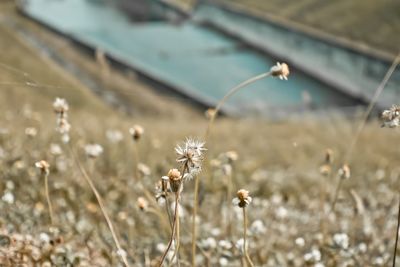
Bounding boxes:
[243,207,254,267]
[68,145,130,267]
[158,192,180,267]
[133,142,140,181]
[191,175,200,267]
[344,54,400,163]
[331,177,343,212]
[190,71,273,266]
[159,165,187,267]
[44,171,54,225]
[331,54,400,213]
[393,195,400,267]
[226,170,233,236]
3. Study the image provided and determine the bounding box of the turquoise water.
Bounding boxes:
[194,2,400,109]
[23,0,357,114]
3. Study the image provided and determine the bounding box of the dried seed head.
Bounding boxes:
[225,151,239,163]
[129,125,144,141]
[84,144,104,159]
[138,163,151,177]
[381,105,400,128]
[221,164,232,176]
[175,138,206,180]
[35,160,50,175]
[319,164,331,177]
[270,62,290,80]
[163,169,182,193]
[205,108,216,120]
[155,180,168,201]
[53,98,69,114]
[25,127,37,138]
[325,149,333,164]
[137,197,148,211]
[232,189,252,208]
[338,164,351,180]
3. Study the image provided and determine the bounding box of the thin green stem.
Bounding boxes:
[243,207,254,267]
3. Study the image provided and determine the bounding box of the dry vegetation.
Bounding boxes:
[1,2,400,267]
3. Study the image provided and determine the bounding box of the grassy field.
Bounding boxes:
[1,1,400,266]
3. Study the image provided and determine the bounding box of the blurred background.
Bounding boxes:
[1,0,399,119]
[1,1,400,266]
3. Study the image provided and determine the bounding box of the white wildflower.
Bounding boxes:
[295,237,305,247]
[106,129,123,143]
[333,233,349,250]
[25,127,37,137]
[381,105,400,128]
[2,192,14,204]
[50,143,62,156]
[175,138,206,180]
[250,220,266,235]
[304,248,321,263]
[84,144,104,158]
[53,98,69,113]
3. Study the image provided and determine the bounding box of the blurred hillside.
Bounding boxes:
[210,0,400,55]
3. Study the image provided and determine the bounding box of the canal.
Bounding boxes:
[21,0,365,115]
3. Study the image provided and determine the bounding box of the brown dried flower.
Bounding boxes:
[325,149,333,164]
[162,169,182,193]
[225,151,239,163]
[319,164,331,177]
[137,197,148,211]
[270,62,290,80]
[338,164,351,180]
[232,189,252,208]
[129,125,144,141]
[35,160,50,175]
[205,108,216,119]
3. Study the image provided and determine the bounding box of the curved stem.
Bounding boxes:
[68,145,130,267]
[204,72,272,141]
[44,172,54,225]
[393,195,400,267]
[243,207,254,267]
[190,72,272,266]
